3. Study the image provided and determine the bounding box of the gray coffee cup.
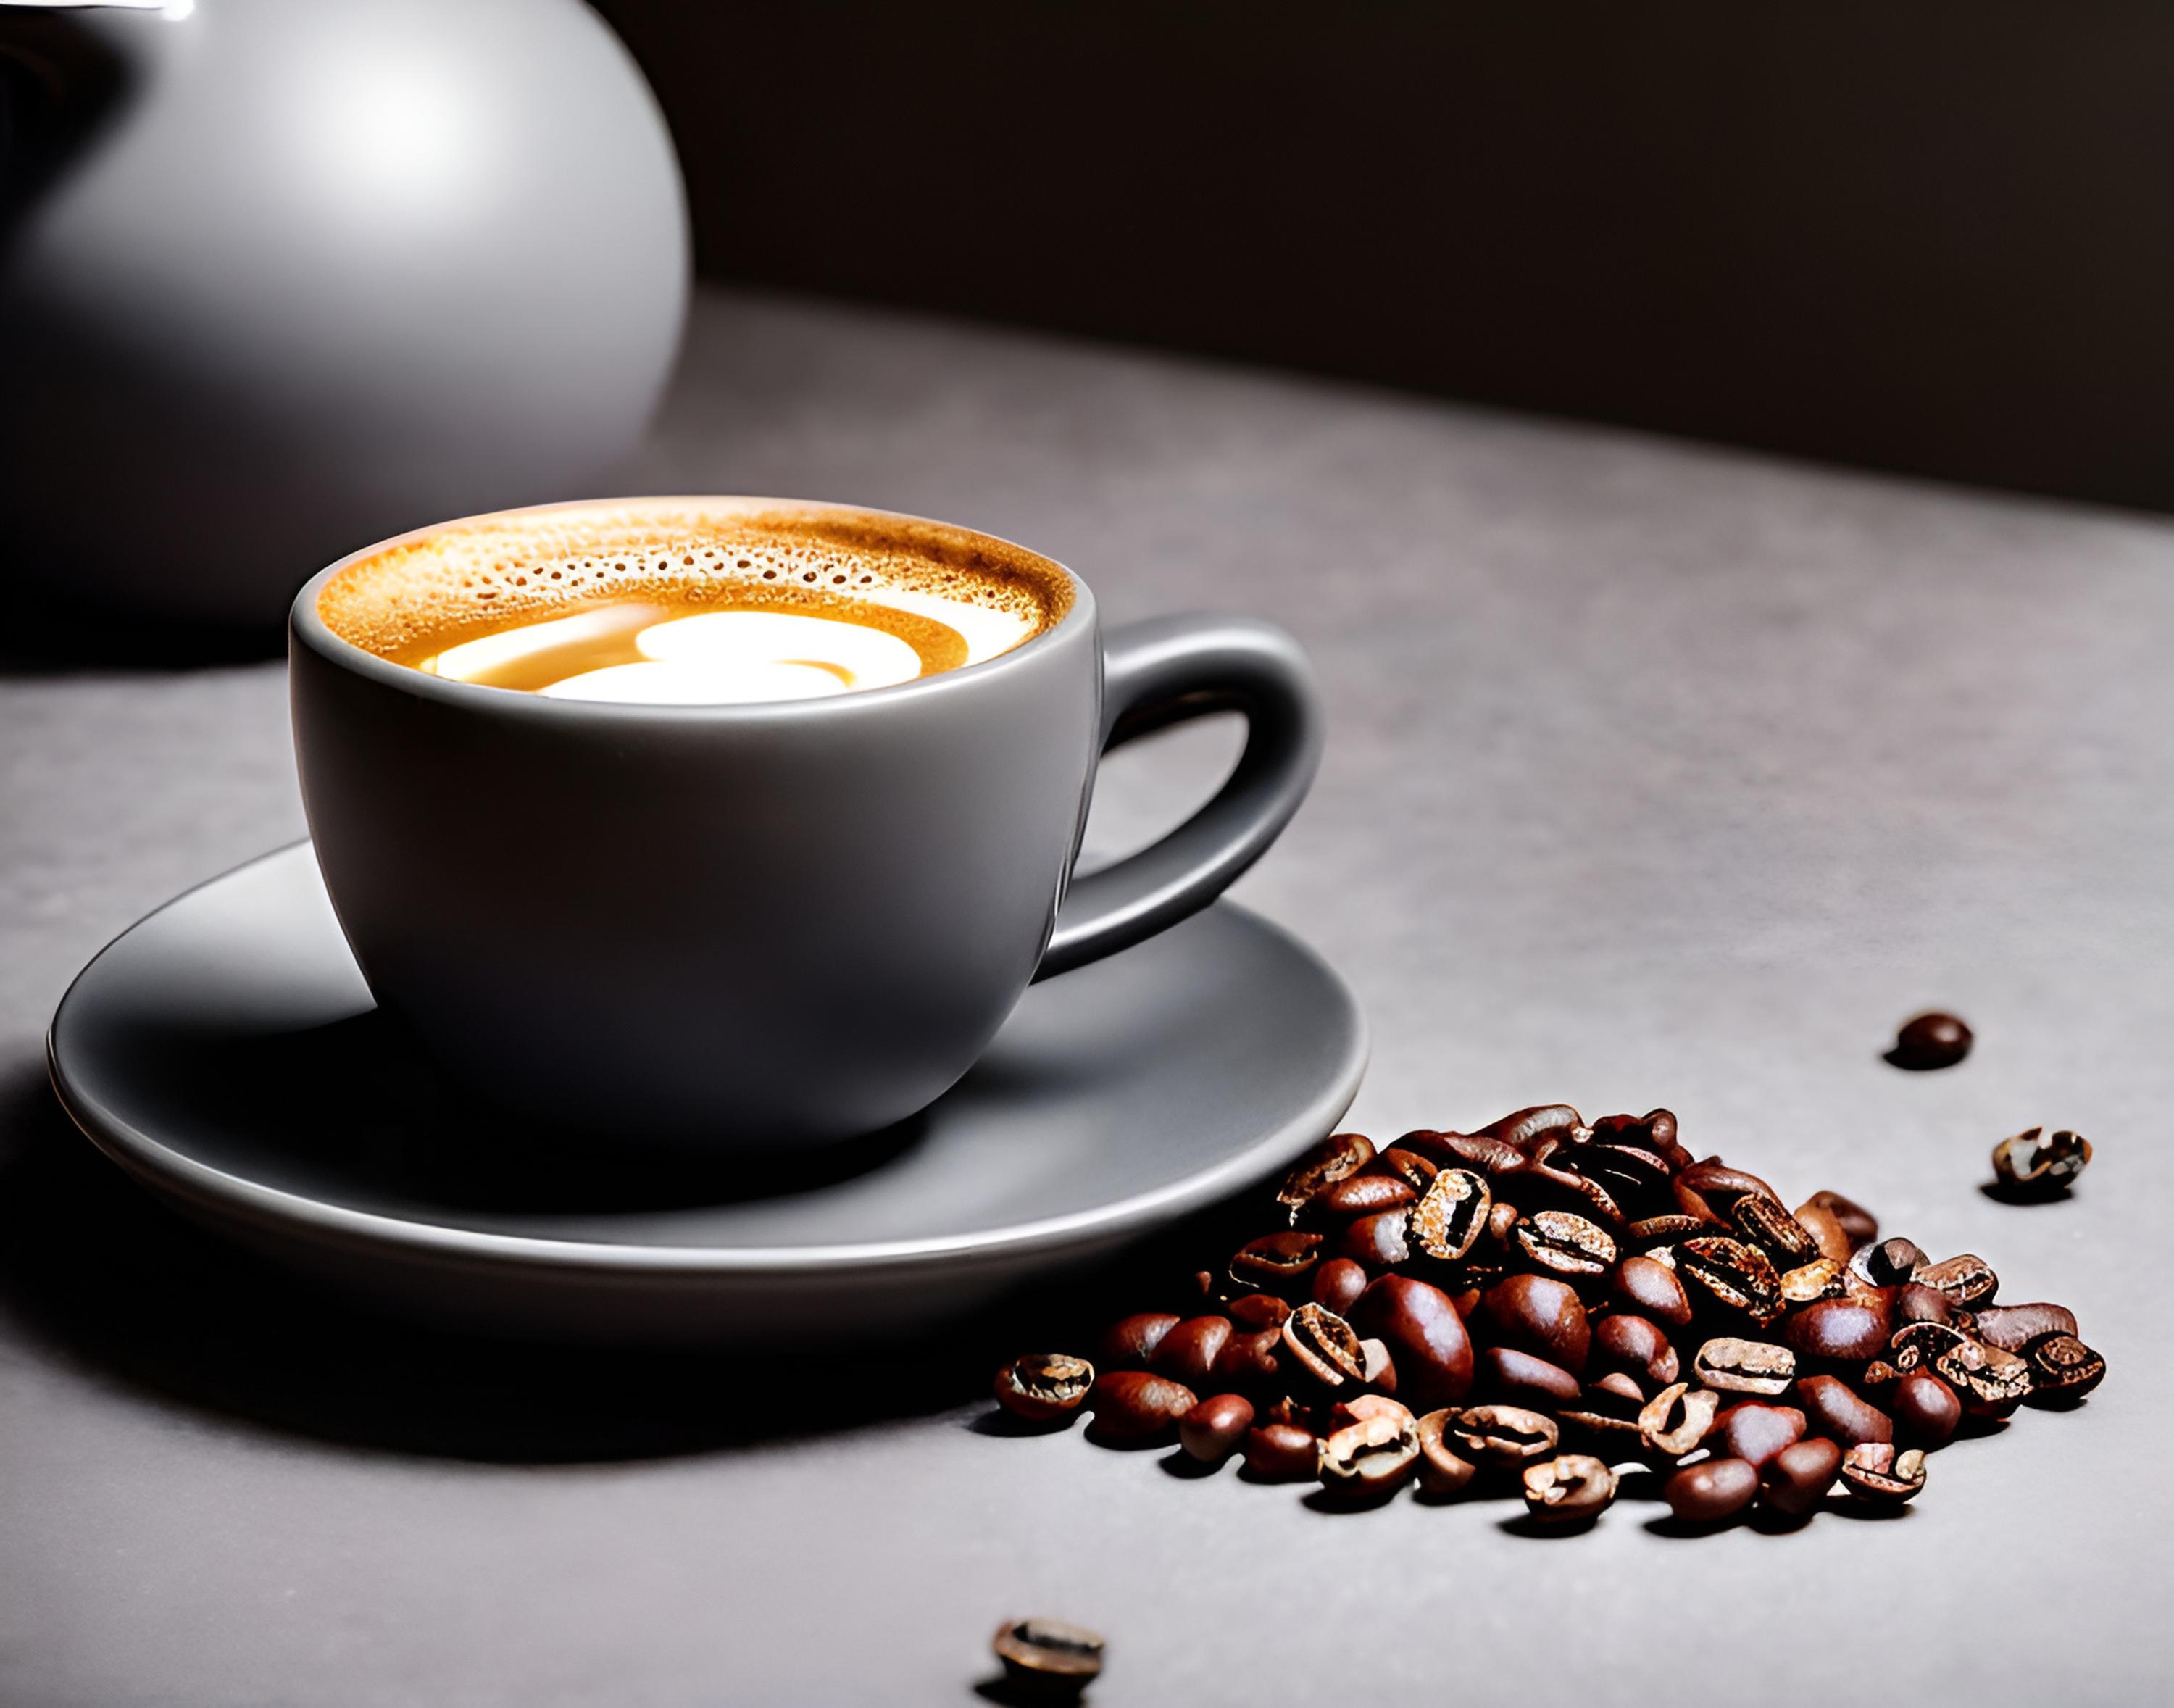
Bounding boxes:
[289,498,1323,1148]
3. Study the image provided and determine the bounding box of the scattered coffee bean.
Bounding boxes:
[1612,1254,1694,1328]
[1178,1393,1256,1462]
[1780,1257,1848,1305]
[1479,1346,1583,1409]
[1760,1437,1844,1517]
[1915,1254,1998,1307]
[1515,1209,1617,1279]
[992,1617,1104,1691]
[1624,1214,1710,1252]
[1888,1010,1973,1070]
[1786,1297,1892,1366]
[1208,1326,1284,1395]
[1802,1189,1879,1250]
[1096,1313,1178,1371]
[1358,1337,1398,1391]
[1523,1454,1617,1524]
[1483,1104,1585,1150]
[2023,1333,2106,1402]
[1991,1127,2091,1193]
[1665,1457,1762,1524]
[995,1353,1096,1423]
[1228,1292,1294,1332]
[1791,1201,1856,1266]
[1480,1273,1591,1373]
[1414,1409,1480,1496]
[1230,1231,1325,1294]
[1243,1421,1320,1480]
[1371,1145,1441,1191]
[1972,1301,2077,1352]
[1715,1401,1807,1470]
[1888,1282,1959,1328]
[1278,1130,1375,1214]
[1338,1208,1412,1268]
[1694,1336,1797,1396]
[1852,1236,1929,1289]
[1731,1196,1817,1265]
[1839,1442,1926,1504]
[1149,1316,1232,1388]
[1593,1312,1680,1388]
[1349,1275,1474,1411]
[1638,1382,1720,1460]
[1678,1237,1784,1324]
[1088,1371,1197,1444]
[1280,1303,1367,1394]
[1452,1404,1560,1465]
[1319,1407,1420,1495]
[1796,1375,1894,1446]
[1309,1257,1370,1316]
[1890,1370,1962,1447]
[1304,1172,1418,1224]
[1409,1167,1491,1262]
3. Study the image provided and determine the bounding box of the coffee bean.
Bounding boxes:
[1096,1312,1179,1371]
[1178,1393,1256,1462]
[1625,1214,1715,1251]
[1514,1209,1616,1279]
[1916,1254,1998,1307]
[1759,1437,1844,1517]
[1278,1130,1375,1214]
[1280,1302,1367,1394]
[2023,1334,2105,1401]
[1664,1457,1761,1524]
[1480,1273,1591,1373]
[1521,1143,1628,1230]
[992,1617,1104,1690]
[1786,1297,1892,1366]
[1894,1327,2031,1417]
[1638,1382,1721,1459]
[1349,1275,1475,1411]
[1338,1209,1412,1269]
[1888,1283,1960,1328]
[1371,1145,1442,1191]
[1888,1010,1972,1070]
[1556,1383,1647,1450]
[1678,1237,1784,1325]
[994,1353,1096,1424]
[1780,1258,1848,1306]
[1593,1312,1680,1388]
[1409,1167,1491,1262]
[1791,1201,1856,1266]
[1433,1131,1529,1178]
[1243,1421,1320,1480]
[1481,1104,1586,1150]
[1730,1196,1818,1266]
[1207,1326,1284,1396]
[1089,1370,1198,1444]
[1329,1392,1412,1429]
[1319,1408,1421,1495]
[1852,1236,1928,1289]
[1228,1292,1294,1332]
[1303,1172,1418,1225]
[1676,1161,1783,1217]
[1414,1409,1480,1496]
[1713,1401,1807,1469]
[1591,1370,1646,1405]
[1796,1374,1894,1446]
[1802,1190,1879,1250]
[1612,1255,1694,1328]
[1693,1336,1797,1396]
[1309,1258,1369,1317]
[1230,1230,1325,1294]
[1451,1404,1561,1465]
[1839,1442,1926,1504]
[1891,1370,1962,1446]
[1522,1454,1617,1524]
[1991,1127,2091,1193]
[1973,1302,2078,1352]
[1559,1143,1677,1218]
[1479,1346,1583,1409]
[1359,1337,1398,1392]
[1149,1316,1233,1388]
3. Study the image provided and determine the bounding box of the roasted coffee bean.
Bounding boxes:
[1916,1254,1998,1307]
[1860,1359,1899,1390]
[1452,1404,1560,1465]
[1638,1382,1721,1459]
[1796,1374,1894,1446]
[1523,1454,1617,1524]
[1792,1201,1856,1266]
[1786,1297,1892,1366]
[1973,1302,2078,1352]
[1480,1274,1591,1373]
[1852,1236,1929,1289]
[1521,1143,1628,1230]
[1840,1442,1926,1504]
[1433,1132,1529,1178]
[1178,1392,1256,1462]
[1593,1312,1680,1388]
[1359,1338,1399,1391]
[1891,1370,1962,1446]
[1560,1144,1676,1217]
[995,1353,1096,1423]
[1149,1315,1233,1388]
[1781,1258,1848,1305]
[1280,1303,1367,1394]
[1894,1327,2031,1415]
[1410,1167,1491,1262]
[1591,1370,1646,1406]
[1329,1392,1413,1430]
[1513,1209,1616,1280]
[1338,1209,1412,1269]
[1318,1408,1421,1494]
[1888,1283,1959,1328]
[1303,1172,1419,1225]
[1228,1292,1294,1332]
[1731,1196,1818,1265]
[1088,1370,1198,1444]
[1613,1255,1694,1328]
[1208,1327,1284,1396]
[2023,1334,2105,1401]
[1278,1130,1375,1213]
[1665,1457,1761,1524]
[1676,1161,1783,1220]
[1713,1401,1807,1470]
[1691,1336,1795,1395]
[1991,1126,2091,1193]
[1349,1275,1475,1411]
[1096,1312,1180,1371]
[1888,1010,1972,1070]
[1243,1420,1320,1480]
[1414,1409,1481,1496]
[1478,1346,1583,1409]
[1309,1258,1370,1317]
[1481,1104,1585,1150]
[1371,1145,1442,1191]
[992,1617,1104,1690]
[1625,1214,1716,1249]
[1760,1437,1844,1517]
[1230,1230,1325,1294]
[1802,1189,1879,1250]
[1678,1237,1784,1324]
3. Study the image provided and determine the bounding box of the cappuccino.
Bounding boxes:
[316,502,1072,704]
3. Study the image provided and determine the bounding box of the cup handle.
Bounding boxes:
[1035,614,1323,979]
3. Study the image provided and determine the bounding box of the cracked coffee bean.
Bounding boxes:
[1665,1457,1761,1524]
[1280,1303,1367,1395]
[1415,1409,1480,1496]
[2023,1334,2105,1401]
[1638,1382,1720,1460]
[1178,1393,1255,1462]
[1693,1337,1796,1396]
[1781,1258,1848,1305]
[1972,1302,2076,1352]
[1514,1209,1616,1279]
[1991,1127,2091,1193]
[1679,1237,1783,1324]
[1523,1454,1617,1524]
[1278,1130,1375,1215]
[1760,1437,1843,1518]
[1451,1404,1560,1466]
[1796,1375,1894,1446]
[1481,1273,1591,1372]
[1731,1196,1817,1265]
[1089,1371,1198,1444]
[1915,1254,1998,1307]
[1230,1231,1325,1294]
[1891,1370,1962,1446]
[1096,1313,1178,1371]
[995,1353,1097,1424]
[993,1617,1104,1692]
[1410,1167,1491,1262]
[1349,1275,1474,1412]
[1318,1407,1420,1496]
[1840,1442,1926,1504]
[1149,1316,1233,1388]
[1243,1421,1319,1480]
[1888,1010,1972,1070]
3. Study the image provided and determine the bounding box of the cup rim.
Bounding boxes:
[289,495,1096,720]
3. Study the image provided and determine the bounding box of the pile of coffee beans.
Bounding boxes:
[992,1106,2105,1530]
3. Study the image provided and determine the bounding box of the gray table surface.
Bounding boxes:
[4,288,2170,1707]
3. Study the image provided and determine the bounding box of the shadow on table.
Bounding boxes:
[0,1065,1259,1466]
[0,584,283,675]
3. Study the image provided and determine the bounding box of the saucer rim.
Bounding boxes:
[48,842,1367,1281]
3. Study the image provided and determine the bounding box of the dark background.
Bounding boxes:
[591,0,2174,514]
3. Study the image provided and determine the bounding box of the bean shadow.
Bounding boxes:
[0,1064,1265,1465]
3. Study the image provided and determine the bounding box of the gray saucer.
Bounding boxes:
[47,843,1366,1341]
